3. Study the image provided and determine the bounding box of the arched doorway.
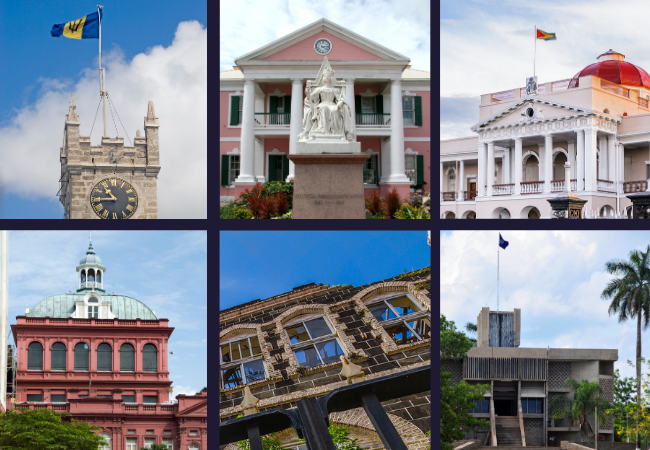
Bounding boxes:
[522,152,540,182]
[600,205,614,218]
[491,207,511,219]
[552,150,568,181]
[520,206,541,219]
[461,210,476,219]
[442,211,456,219]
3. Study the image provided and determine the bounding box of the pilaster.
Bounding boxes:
[387,79,410,184]
[235,79,257,184]
[486,141,495,196]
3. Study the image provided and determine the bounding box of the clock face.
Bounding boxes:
[314,39,331,55]
[89,178,138,219]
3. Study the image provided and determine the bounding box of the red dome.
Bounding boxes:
[569,56,650,90]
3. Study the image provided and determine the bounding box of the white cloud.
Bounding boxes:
[220,0,430,72]
[171,385,198,403]
[0,21,207,218]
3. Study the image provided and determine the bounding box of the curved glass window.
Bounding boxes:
[51,342,66,371]
[80,270,86,283]
[74,342,89,371]
[285,316,343,369]
[97,271,102,283]
[97,343,112,371]
[99,432,111,450]
[88,269,95,282]
[220,335,265,389]
[143,344,157,372]
[366,294,430,345]
[120,343,135,371]
[28,342,43,371]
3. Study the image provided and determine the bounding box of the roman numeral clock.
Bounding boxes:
[90,178,138,219]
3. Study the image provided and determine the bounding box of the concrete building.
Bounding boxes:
[59,95,160,219]
[440,49,650,218]
[10,241,206,450]
[442,307,617,446]
[219,268,432,449]
[220,18,430,203]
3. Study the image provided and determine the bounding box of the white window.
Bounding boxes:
[405,154,417,183]
[366,293,431,345]
[189,444,199,450]
[403,97,415,125]
[162,438,174,450]
[220,335,265,389]
[363,154,379,185]
[360,97,377,125]
[99,433,111,450]
[189,430,198,436]
[126,438,137,450]
[87,297,99,319]
[228,155,240,185]
[144,438,156,448]
[146,430,154,435]
[285,316,345,368]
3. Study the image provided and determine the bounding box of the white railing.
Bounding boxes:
[551,179,577,192]
[597,179,615,192]
[520,181,543,194]
[493,184,514,195]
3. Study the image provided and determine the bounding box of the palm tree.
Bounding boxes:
[549,379,611,442]
[465,322,477,346]
[602,246,650,447]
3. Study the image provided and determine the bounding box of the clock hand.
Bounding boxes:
[97,197,117,201]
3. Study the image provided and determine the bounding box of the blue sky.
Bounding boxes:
[220,231,431,310]
[5,230,207,398]
[0,1,207,218]
[440,0,650,139]
[441,231,650,380]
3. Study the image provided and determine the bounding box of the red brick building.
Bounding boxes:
[10,241,207,450]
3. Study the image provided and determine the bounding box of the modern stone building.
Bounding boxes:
[442,307,617,446]
[59,95,160,219]
[219,268,432,449]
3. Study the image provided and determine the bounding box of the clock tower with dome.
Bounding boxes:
[58,95,161,219]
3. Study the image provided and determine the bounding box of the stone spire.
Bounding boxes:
[240,386,260,416]
[66,94,80,123]
[144,101,159,127]
[339,355,366,384]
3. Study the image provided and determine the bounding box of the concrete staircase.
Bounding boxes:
[478,447,548,449]
[494,416,522,446]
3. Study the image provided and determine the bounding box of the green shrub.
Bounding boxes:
[395,204,431,219]
[220,202,254,219]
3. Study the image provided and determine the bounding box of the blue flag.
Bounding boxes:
[499,234,509,250]
[51,10,103,40]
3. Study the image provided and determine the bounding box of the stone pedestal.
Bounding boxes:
[288,154,369,219]
[627,192,650,218]
[547,195,587,219]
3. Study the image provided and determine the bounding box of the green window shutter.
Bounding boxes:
[414,96,422,126]
[268,155,276,182]
[355,95,361,115]
[416,155,424,185]
[282,155,290,181]
[373,155,379,184]
[376,95,383,115]
[285,96,291,114]
[270,96,278,114]
[221,155,229,186]
[229,96,239,126]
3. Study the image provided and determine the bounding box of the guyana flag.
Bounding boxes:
[536,29,556,40]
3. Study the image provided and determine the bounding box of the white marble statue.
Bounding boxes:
[298,57,354,142]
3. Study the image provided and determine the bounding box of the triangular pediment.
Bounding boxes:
[471,96,608,131]
[235,18,409,64]
[178,400,207,416]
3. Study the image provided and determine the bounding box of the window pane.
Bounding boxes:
[28,342,43,370]
[51,394,66,403]
[243,359,266,384]
[295,346,321,368]
[369,303,390,321]
[286,324,310,344]
[521,399,527,414]
[250,336,261,356]
[384,321,419,345]
[240,339,251,359]
[304,318,331,339]
[537,398,542,414]
[143,344,157,372]
[222,366,243,389]
[403,97,414,110]
[388,296,420,316]
[122,395,135,403]
[51,343,66,371]
[221,344,231,363]
[27,394,43,402]
[74,343,89,371]
[481,400,489,413]
[315,340,344,365]
[97,343,112,371]
[143,396,158,404]
[120,344,135,371]
[231,341,241,360]
[411,317,431,340]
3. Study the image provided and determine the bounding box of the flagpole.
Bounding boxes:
[534,25,537,79]
[497,244,499,315]
[97,5,108,138]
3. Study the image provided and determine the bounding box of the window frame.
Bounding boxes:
[220,334,266,389]
[284,316,347,369]
[50,394,67,403]
[228,154,241,186]
[363,153,379,186]
[366,293,430,344]
[74,342,90,371]
[120,343,136,372]
[402,96,415,125]
[28,341,43,371]
[142,343,158,372]
[405,154,417,184]
[97,343,112,372]
[51,342,66,371]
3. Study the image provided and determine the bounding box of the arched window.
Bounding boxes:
[448,169,456,192]
[366,293,431,345]
[97,271,102,284]
[28,342,43,371]
[88,269,95,283]
[80,270,86,284]
[220,334,265,389]
[98,432,111,450]
[142,344,157,372]
[284,316,343,369]
[87,297,99,319]
[97,343,112,371]
[120,343,135,371]
[51,342,66,371]
[189,444,199,450]
[74,342,89,371]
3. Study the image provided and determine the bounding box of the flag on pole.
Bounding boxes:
[499,234,509,250]
[50,10,103,39]
[536,29,556,40]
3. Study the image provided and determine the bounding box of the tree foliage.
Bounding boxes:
[609,369,637,441]
[236,423,361,450]
[0,407,107,450]
[440,315,490,450]
[140,445,169,450]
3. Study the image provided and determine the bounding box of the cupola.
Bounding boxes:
[76,239,106,292]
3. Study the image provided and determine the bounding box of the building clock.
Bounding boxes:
[314,38,332,55]
[89,178,138,219]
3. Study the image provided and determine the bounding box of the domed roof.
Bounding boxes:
[569,50,650,90]
[28,292,157,320]
[78,241,103,266]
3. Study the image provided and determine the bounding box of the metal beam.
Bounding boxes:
[361,392,408,450]
[296,397,336,450]
[247,424,263,450]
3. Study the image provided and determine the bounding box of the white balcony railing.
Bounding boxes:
[551,179,577,192]
[597,179,615,192]
[521,181,543,194]
[493,184,514,195]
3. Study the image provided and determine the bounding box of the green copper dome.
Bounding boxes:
[78,241,103,266]
[28,293,157,320]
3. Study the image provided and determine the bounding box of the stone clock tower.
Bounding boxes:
[59,94,161,219]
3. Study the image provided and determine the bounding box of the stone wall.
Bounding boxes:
[561,442,634,450]
[549,361,572,390]
[523,417,544,446]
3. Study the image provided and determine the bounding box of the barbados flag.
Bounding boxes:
[51,10,103,39]
[536,29,556,41]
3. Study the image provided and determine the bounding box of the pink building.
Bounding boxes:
[220,18,431,202]
[10,242,207,450]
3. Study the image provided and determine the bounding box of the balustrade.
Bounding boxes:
[597,179,615,192]
[492,184,514,196]
[356,113,391,126]
[442,192,456,201]
[624,180,648,193]
[551,179,577,192]
[254,113,291,127]
[520,181,543,194]
[463,191,477,201]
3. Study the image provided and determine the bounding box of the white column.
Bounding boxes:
[608,135,616,182]
[567,140,576,179]
[380,138,390,183]
[458,160,465,200]
[538,144,545,187]
[345,79,356,129]
[584,128,598,191]
[288,78,303,181]
[576,129,585,190]
[487,141,495,196]
[439,162,444,201]
[235,79,257,183]
[503,149,510,185]
[514,138,522,195]
[619,142,625,194]
[478,141,486,197]
[544,134,553,193]
[388,79,409,183]
[254,137,265,183]
[599,136,608,180]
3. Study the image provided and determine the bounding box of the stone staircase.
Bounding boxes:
[478,447,549,449]
[494,416,522,446]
